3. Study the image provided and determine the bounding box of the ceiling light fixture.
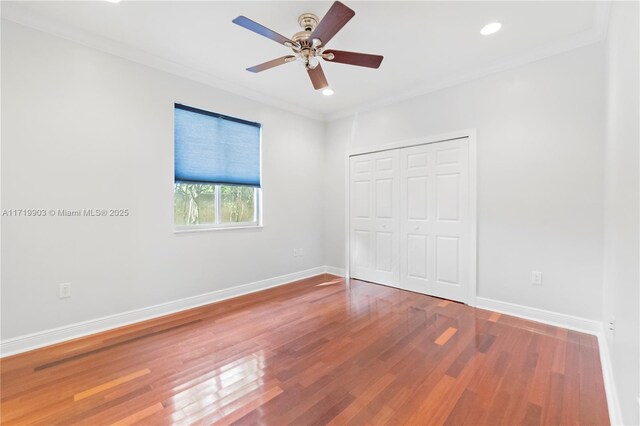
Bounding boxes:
[322,88,334,96]
[480,22,502,35]
[232,2,383,92]
[105,0,121,3]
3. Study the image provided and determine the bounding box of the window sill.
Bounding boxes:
[174,224,263,234]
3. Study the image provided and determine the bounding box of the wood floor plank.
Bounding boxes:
[74,368,152,401]
[214,385,284,426]
[435,326,458,346]
[488,312,501,323]
[0,275,609,425]
[110,402,163,426]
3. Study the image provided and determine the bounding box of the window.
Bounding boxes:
[174,104,261,229]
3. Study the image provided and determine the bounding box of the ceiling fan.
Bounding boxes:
[232,1,383,91]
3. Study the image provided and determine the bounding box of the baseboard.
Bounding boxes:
[597,332,623,425]
[475,297,602,335]
[0,266,337,357]
[324,265,346,277]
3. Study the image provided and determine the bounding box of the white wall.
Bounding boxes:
[1,20,326,340]
[324,117,353,270]
[603,2,640,424]
[325,43,606,321]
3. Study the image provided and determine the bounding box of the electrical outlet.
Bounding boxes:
[608,316,616,334]
[58,283,71,299]
[531,271,542,285]
[293,249,299,257]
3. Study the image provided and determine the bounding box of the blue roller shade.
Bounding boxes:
[174,104,261,187]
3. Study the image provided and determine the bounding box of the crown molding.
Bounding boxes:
[327,0,612,122]
[0,9,325,122]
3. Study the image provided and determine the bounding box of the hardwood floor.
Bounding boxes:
[0,274,609,425]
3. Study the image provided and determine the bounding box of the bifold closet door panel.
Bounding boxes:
[399,144,433,294]
[398,138,470,302]
[349,150,400,286]
[412,138,469,302]
[431,139,469,303]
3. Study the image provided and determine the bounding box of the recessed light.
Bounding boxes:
[480,22,502,36]
[322,88,334,96]
[105,0,121,3]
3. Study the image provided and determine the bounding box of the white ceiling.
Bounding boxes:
[1,1,607,120]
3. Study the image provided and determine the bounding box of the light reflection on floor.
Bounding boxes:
[166,350,266,422]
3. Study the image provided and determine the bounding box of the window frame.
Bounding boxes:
[173,104,262,232]
[174,184,262,232]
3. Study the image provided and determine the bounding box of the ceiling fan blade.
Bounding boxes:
[323,50,383,69]
[232,16,296,46]
[247,56,297,73]
[309,1,355,47]
[307,64,329,90]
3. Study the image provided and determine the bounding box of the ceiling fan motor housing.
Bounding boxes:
[298,13,319,32]
[293,13,324,69]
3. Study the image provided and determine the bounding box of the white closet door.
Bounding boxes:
[349,150,400,286]
[399,144,432,294]
[399,138,470,302]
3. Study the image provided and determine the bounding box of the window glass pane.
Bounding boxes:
[174,183,216,225]
[220,186,256,223]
